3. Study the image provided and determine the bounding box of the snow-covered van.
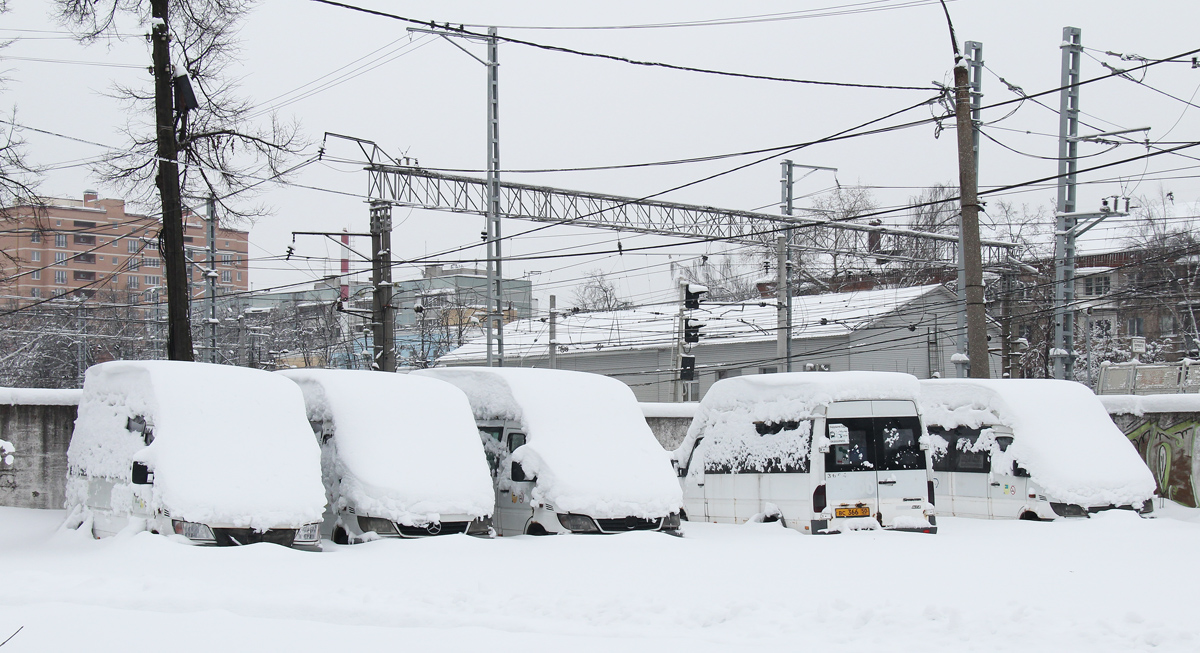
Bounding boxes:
[411,367,683,536]
[64,361,326,549]
[279,369,495,543]
[673,372,937,534]
[920,379,1156,520]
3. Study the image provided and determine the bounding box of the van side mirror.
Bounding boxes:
[131,461,154,485]
[511,461,533,483]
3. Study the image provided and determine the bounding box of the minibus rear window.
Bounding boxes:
[877,417,924,471]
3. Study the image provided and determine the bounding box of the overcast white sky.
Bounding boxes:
[5,0,1199,310]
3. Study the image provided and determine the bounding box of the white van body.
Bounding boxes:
[412,367,683,535]
[920,379,1157,520]
[674,372,936,534]
[279,369,495,542]
[65,361,326,549]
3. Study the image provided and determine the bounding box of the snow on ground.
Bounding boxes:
[2,505,1199,651]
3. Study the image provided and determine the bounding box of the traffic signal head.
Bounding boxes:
[684,318,705,343]
[684,284,707,310]
[680,355,696,381]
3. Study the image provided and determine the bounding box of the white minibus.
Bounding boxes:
[920,378,1156,520]
[673,372,937,534]
[65,361,326,549]
[413,367,683,536]
[280,369,495,542]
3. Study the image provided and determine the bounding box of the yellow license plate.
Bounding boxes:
[835,507,871,518]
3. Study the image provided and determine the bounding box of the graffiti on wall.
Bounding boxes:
[1112,412,1199,508]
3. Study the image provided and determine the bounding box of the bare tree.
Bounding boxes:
[572,270,632,312]
[676,254,761,303]
[794,186,879,285]
[0,1,44,232]
[55,0,306,361]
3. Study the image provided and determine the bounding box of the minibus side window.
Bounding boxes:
[508,432,532,482]
[928,426,954,472]
[877,416,925,471]
[478,426,505,475]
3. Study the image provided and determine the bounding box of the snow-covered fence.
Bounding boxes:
[0,388,81,509]
[640,402,698,450]
[1100,394,1200,508]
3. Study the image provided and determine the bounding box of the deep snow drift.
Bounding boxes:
[67,361,326,530]
[414,367,682,518]
[920,379,1156,508]
[279,369,494,525]
[1,504,1198,652]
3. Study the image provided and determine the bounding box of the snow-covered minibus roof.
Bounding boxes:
[674,371,921,472]
[412,367,682,519]
[279,369,494,524]
[68,361,325,530]
[919,379,1156,508]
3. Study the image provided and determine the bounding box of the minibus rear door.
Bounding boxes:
[823,416,879,523]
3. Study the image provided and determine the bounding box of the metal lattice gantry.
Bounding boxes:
[366,165,1019,267]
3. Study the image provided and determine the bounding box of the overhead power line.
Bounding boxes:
[310,0,938,91]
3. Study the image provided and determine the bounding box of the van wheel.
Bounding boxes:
[333,526,349,545]
[1019,511,1041,522]
[525,523,549,536]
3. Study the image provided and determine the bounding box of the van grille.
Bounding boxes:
[395,521,470,537]
[597,517,662,532]
[211,528,297,547]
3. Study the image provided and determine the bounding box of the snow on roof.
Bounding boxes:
[674,372,921,472]
[1098,393,1200,415]
[440,284,945,362]
[67,361,325,529]
[640,402,699,419]
[279,369,493,524]
[0,387,82,406]
[413,367,682,519]
[920,379,1155,508]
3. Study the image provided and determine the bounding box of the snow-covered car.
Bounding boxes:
[920,378,1156,520]
[412,367,683,536]
[64,361,326,549]
[673,372,937,534]
[279,369,495,543]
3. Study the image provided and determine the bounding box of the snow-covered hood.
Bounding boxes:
[414,367,682,519]
[280,369,494,524]
[68,361,326,529]
[920,379,1156,508]
[675,371,921,474]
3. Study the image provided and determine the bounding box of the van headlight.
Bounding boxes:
[357,516,398,535]
[662,512,681,530]
[172,520,215,542]
[556,513,600,533]
[295,523,321,542]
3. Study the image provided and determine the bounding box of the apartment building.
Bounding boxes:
[0,191,250,306]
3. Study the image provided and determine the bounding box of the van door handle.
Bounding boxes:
[990,482,1001,486]
[877,480,897,486]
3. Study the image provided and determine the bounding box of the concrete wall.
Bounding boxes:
[0,404,75,509]
[1109,411,1199,508]
[645,416,692,451]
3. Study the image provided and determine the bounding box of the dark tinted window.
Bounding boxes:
[926,425,992,473]
[827,416,927,473]
[877,416,925,471]
[825,418,875,472]
[928,426,955,472]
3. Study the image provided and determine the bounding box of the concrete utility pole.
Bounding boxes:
[548,295,557,369]
[954,41,984,377]
[205,196,218,364]
[369,202,395,372]
[1052,27,1083,380]
[150,0,193,361]
[953,44,990,378]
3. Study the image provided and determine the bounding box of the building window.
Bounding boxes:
[54,270,67,284]
[237,271,242,281]
[1127,317,1144,337]
[144,275,160,287]
[126,275,140,290]
[55,252,68,266]
[30,232,41,243]
[717,368,742,380]
[73,270,96,281]
[54,233,67,248]
[221,253,233,264]
[30,288,41,299]
[128,257,140,271]
[74,234,97,245]
[30,251,40,262]
[146,257,160,268]
[77,253,96,264]
[683,382,702,402]
[31,270,41,280]
[221,270,232,283]
[759,366,778,375]
[73,220,96,228]
[128,239,139,253]
[1084,276,1111,296]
